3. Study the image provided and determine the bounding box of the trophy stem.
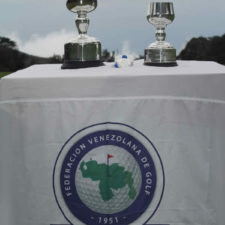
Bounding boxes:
[156,28,166,42]
[76,11,89,35]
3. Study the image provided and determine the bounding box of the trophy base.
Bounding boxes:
[144,62,177,67]
[62,60,104,69]
[62,39,102,69]
[144,48,177,67]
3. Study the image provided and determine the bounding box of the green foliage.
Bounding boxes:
[0,72,11,78]
[49,54,63,63]
[0,36,63,72]
[102,49,115,62]
[0,37,17,49]
[178,34,225,65]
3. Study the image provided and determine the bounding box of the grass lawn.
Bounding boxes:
[0,72,11,78]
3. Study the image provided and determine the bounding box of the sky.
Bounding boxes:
[0,0,225,57]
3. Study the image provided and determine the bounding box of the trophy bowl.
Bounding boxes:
[67,0,97,13]
[62,0,103,69]
[144,2,177,66]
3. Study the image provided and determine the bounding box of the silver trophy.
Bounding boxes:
[144,2,177,66]
[62,0,102,69]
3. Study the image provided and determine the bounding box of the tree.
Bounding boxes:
[102,49,115,62]
[0,36,63,72]
[178,34,225,65]
[0,37,17,49]
[49,54,63,63]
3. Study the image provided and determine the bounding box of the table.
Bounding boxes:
[1,60,225,225]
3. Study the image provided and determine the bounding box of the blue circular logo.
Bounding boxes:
[53,123,165,225]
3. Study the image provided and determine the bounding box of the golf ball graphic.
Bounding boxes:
[54,124,164,225]
[75,146,142,214]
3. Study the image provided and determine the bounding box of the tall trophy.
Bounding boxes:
[144,2,177,66]
[62,0,102,69]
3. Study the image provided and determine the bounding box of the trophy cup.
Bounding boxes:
[144,2,177,66]
[62,0,102,69]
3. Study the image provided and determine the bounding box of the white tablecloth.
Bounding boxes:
[1,60,225,225]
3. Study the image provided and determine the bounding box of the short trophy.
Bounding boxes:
[144,2,177,66]
[62,0,102,69]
